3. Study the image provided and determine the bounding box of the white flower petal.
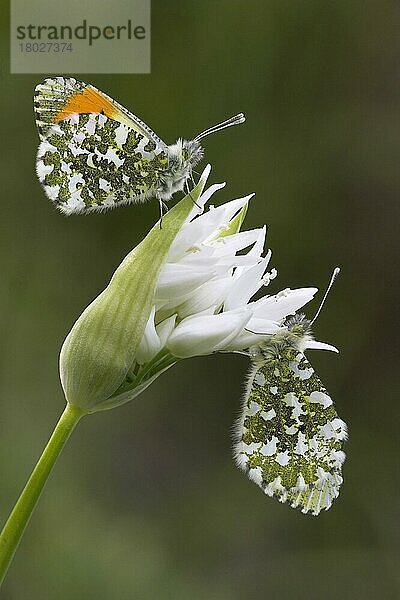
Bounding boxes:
[189,181,226,220]
[177,277,233,319]
[136,307,162,364]
[211,255,261,270]
[247,225,267,259]
[167,309,252,358]
[169,195,252,263]
[178,243,260,271]
[156,264,215,300]
[225,320,283,351]
[209,227,266,256]
[303,340,339,353]
[250,287,318,321]
[200,195,254,241]
[245,317,281,334]
[231,226,268,281]
[156,314,177,347]
[186,164,213,220]
[224,251,272,311]
[212,310,254,352]
[168,182,227,262]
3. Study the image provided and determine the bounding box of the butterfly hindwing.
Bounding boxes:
[234,348,347,515]
[36,112,169,213]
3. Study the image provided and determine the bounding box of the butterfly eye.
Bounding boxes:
[168,155,179,168]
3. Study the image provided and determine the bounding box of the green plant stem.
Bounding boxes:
[0,403,85,587]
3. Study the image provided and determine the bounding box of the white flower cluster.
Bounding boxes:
[136,166,324,363]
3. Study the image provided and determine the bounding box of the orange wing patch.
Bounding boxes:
[54,87,117,123]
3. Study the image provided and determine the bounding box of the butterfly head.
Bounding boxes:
[181,139,204,170]
[252,268,341,360]
[254,314,312,361]
[285,313,312,339]
[160,139,204,200]
[166,139,202,168]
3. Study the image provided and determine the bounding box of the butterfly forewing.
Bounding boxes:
[34,77,167,147]
[234,348,347,515]
[36,112,169,213]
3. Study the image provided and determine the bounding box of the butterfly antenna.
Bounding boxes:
[194,113,245,142]
[310,267,341,326]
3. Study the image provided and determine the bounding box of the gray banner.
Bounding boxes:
[11,0,150,73]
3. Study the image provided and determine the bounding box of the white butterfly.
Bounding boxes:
[234,269,347,515]
[34,77,245,215]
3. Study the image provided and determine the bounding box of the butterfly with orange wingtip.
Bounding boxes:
[34,77,245,215]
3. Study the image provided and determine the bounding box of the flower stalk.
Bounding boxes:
[0,403,84,586]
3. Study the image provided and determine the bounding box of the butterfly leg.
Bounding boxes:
[185,180,201,209]
[157,193,164,229]
[219,350,252,357]
[244,327,270,336]
[157,194,170,229]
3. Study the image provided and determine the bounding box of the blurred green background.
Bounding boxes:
[1,1,399,598]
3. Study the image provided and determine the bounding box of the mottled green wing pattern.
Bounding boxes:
[36,113,169,214]
[34,77,85,140]
[234,349,347,515]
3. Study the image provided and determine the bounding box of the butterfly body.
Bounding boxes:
[34,77,242,214]
[234,315,347,515]
[156,138,204,201]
